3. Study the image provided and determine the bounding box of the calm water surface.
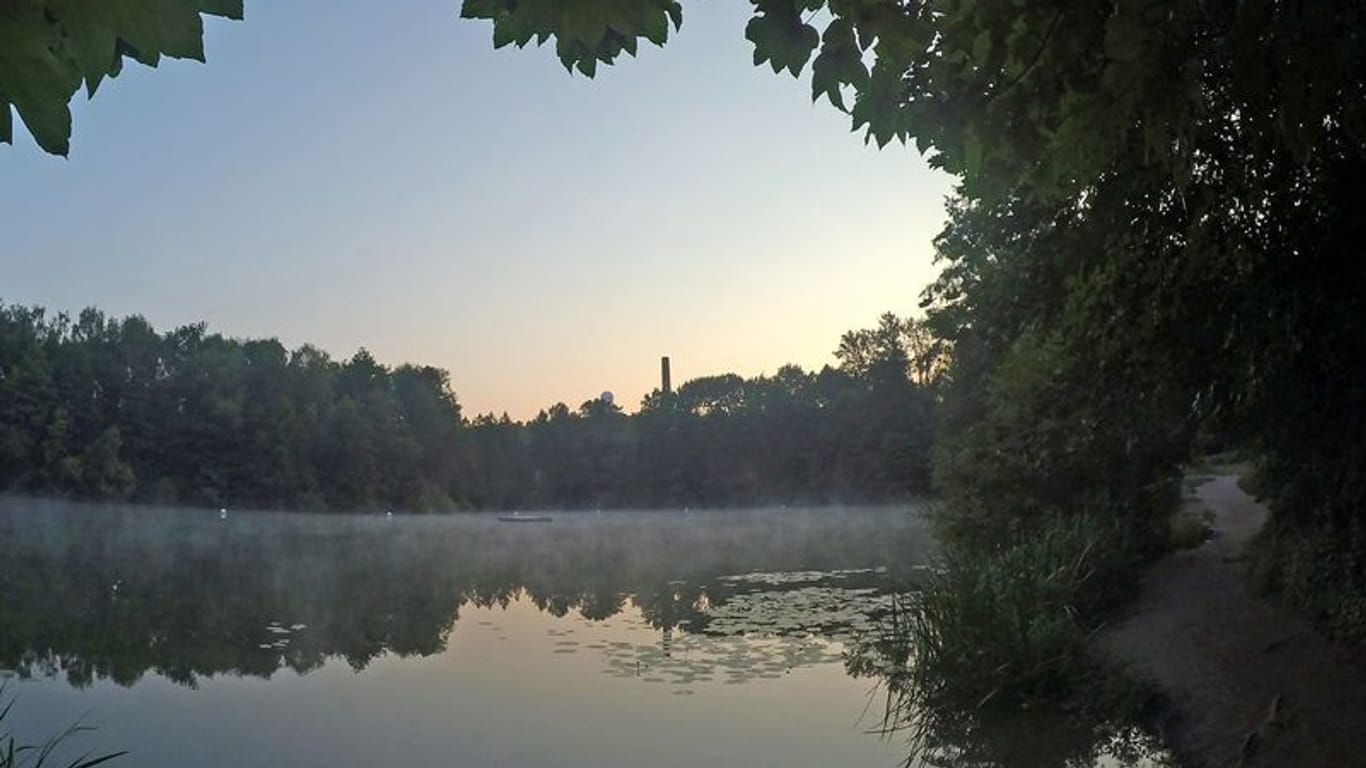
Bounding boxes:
[0,499,1170,768]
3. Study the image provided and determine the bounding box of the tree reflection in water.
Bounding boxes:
[0,499,925,689]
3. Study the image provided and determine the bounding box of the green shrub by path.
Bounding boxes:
[1235,471,1265,502]
[0,684,125,768]
[1251,525,1366,646]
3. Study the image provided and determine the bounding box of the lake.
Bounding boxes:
[0,499,1170,767]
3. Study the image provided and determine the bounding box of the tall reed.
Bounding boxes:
[0,684,125,768]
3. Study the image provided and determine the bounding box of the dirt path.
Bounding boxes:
[1097,474,1366,768]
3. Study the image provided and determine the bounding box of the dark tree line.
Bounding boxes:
[0,304,940,511]
[468,312,941,509]
[0,304,470,511]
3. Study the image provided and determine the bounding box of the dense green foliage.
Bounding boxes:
[921,192,1195,556]
[0,303,936,511]
[911,40,1366,638]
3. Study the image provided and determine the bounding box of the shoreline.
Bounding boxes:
[1096,474,1366,767]
[0,492,931,518]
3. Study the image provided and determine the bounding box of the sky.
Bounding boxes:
[0,2,954,419]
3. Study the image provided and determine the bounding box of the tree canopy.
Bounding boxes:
[0,302,937,511]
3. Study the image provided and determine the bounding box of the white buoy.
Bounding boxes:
[385,509,393,518]
[219,508,228,520]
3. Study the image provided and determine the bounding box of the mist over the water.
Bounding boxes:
[0,498,932,688]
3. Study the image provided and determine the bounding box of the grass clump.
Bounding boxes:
[901,512,1146,709]
[1168,489,1213,551]
[1168,513,1209,550]
[846,514,1165,766]
[0,684,125,768]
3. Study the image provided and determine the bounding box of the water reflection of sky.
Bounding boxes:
[5,592,911,768]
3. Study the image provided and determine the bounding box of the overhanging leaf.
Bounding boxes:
[198,0,244,20]
[811,16,868,110]
[0,2,81,155]
[746,1,818,77]
[0,98,12,144]
[0,0,242,155]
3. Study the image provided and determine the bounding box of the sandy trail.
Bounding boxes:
[1098,474,1366,767]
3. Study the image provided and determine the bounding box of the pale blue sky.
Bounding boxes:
[0,2,953,418]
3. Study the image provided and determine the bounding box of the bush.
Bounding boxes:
[1252,524,1366,645]
[930,329,1185,561]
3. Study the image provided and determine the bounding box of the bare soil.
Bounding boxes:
[1097,474,1366,768]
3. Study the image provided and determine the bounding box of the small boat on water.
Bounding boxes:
[497,512,553,523]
